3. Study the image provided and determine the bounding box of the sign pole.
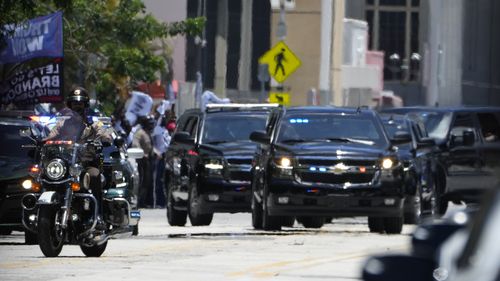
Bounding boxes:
[257,64,270,103]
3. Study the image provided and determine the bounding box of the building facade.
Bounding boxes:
[347,0,500,106]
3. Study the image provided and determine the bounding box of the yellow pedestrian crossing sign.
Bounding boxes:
[269,92,290,106]
[259,41,301,83]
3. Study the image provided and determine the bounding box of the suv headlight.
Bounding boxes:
[381,157,399,169]
[204,158,224,176]
[272,156,294,178]
[45,159,66,180]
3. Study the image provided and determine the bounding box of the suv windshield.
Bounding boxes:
[277,113,387,146]
[202,113,268,144]
[382,118,408,139]
[381,118,412,149]
[0,124,35,158]
[417,112,453,141]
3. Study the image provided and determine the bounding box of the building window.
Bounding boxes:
[365,0,420,82]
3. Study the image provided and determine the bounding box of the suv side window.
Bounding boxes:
[477,112,500,143]
[450,114,477,144]
[176,114,189,134]
[184,116,199,138]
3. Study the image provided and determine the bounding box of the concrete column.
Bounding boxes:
[238,0,253,91]
[319,0,333,104]
[214,0,228,97]
[427,0,463,106]
[330,0,345,106]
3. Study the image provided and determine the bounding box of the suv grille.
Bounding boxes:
[296,158,377,185]
[299,172,374,184]
[228,170,252,181]
[226,157,252,182]
[227,158,252,165]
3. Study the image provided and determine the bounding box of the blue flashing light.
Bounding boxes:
[309,167,317,171]
[319,167,327,172]
[290,118,310,124]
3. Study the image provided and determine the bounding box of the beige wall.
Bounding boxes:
[143,0,187,82]
[271,0,322,105]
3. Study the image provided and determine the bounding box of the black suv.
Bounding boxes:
[250,106,409,233]
[381,107,500,214]
[165,104,278,226]
[381,113,439,224]
[0,111,48,243]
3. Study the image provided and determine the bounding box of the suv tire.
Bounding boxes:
[299,216,324,229]
[166,181,187,226]
[368,217,384,233]
[262,194,281,231]
[404,188,422,225]
[251,191,263,229]
[188,185,213,226]
[281,216,295,227]
[384,216,403,234]
[25,230,38,244]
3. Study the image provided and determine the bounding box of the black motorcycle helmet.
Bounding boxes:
[66,86,89,117]
[141,115,156,131]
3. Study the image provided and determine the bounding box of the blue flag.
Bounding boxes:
[0,11,63,64]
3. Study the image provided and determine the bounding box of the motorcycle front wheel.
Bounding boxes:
[80,241,108,257]
[38,206,65,257]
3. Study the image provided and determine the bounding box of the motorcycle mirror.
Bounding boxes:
[19,127,31,138]
[19,127,37,143]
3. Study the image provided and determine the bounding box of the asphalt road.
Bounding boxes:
[0,209,416,281]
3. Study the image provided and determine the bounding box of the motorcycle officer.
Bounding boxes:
[45,86,112,229]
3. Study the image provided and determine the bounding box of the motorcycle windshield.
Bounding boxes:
[41,143,81,166]
[46,108,87,142]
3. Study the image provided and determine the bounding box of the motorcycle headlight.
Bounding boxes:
[113,170,124,181]
[45,159,66,180]
[69,164,83,178]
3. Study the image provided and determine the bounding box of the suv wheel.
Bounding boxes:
[166,181,187,226]
[384,216,403,234]
[368,217,384,233]
[404,188,422,225]
[281,216,295,227]
[262,194,281,231]
[298,217,324,229]
[438,196,448,216]
[422,176,439,219]
[188,185,213,226]
[251,190,263,229]
[0,229,12,235]
[25,230,38,244]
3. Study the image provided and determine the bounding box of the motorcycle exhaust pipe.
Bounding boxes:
[22,194,38,211]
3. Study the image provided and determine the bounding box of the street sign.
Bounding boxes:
[269,92,290,106]
[259,41,301,83]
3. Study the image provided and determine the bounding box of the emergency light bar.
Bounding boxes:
[205,103,280,112]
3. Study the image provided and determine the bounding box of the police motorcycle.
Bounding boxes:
[19,116,143,257]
